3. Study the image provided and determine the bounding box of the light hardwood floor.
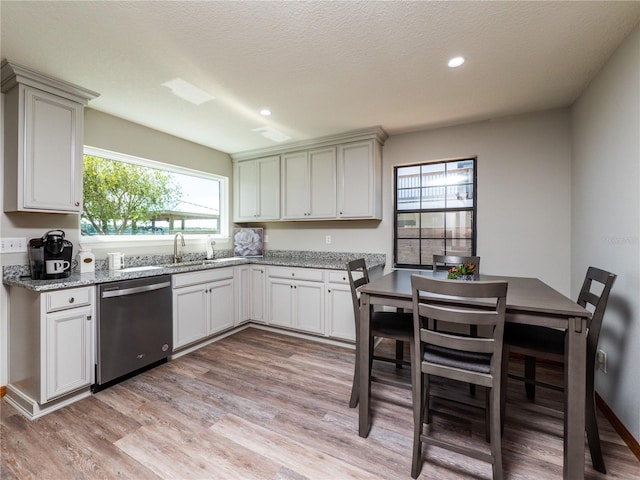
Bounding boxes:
[2,327,639,479]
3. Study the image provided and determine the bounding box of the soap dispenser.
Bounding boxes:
[205,236,216,260]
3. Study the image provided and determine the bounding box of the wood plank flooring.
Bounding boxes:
[2,327,639,479]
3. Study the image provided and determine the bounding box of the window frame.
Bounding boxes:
[80,146,229,247]
[393,157,477,269]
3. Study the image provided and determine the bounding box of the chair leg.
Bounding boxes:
[348,347,359,408]
[411,362,424,478]
[395,340,404,368]
[469,325,477,397]
[489,385,503,480]
[500,345,509,436]
[524,355,536,400]
[586,391,606,473]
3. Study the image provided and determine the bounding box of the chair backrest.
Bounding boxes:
[411,274,507,380]
[433,254,480,279]
[578,266,617,367]
[346,259,370,327]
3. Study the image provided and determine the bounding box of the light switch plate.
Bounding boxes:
[0,237,28,253]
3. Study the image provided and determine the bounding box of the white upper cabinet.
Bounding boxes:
[233,155,280,222]
[337,140,382,219]
[232,127,386,223]
[281,147,336,220]
[1,61,99,213]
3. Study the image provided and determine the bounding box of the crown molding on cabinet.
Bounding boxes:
[1,60,99,104]
[231,126,388,162]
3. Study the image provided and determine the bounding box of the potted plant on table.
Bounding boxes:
[447,263,477,280]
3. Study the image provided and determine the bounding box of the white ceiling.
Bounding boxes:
[2,1,640,154]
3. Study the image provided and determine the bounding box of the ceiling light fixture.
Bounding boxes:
[260,108,272,116]
[161,78,215,105]
[252,126,291,143]
[448,56,465,68]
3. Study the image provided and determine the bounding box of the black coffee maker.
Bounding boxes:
[28,230,74,280]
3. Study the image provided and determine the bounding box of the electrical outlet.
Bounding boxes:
[325,235,332,245]
[0,237,28,254]
[264,234,269,243]
[597,349,607,373]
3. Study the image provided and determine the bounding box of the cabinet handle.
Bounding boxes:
[328,289,331,293]
[87,315,92,321]
[291,273,295,277]
[68,297,75,303]
[74,201,80,207]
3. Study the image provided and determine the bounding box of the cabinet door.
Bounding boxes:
[23,86,84,212]
[250,266,266,323]
[257,156,280,220]
[173,284,208,349]
[294,280,325,334]
[338,140,381,219]
[44,305,92,401]
[326,283,356,341]
[281,151,309,219]
[268,277,294,327]
[236,266,251,325]
[234,160,258,221]
[208,279,235,334]
[308,147,336,218]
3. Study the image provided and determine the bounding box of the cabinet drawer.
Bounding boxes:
[267,266,324,282]
[45,286,93,313]
[172,267,234,289]
[327,270,363,284]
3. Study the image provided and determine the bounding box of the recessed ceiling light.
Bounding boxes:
[448,56,465,68]
[161,78,215,105]
[260,108,272,116]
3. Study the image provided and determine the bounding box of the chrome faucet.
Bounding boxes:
[173,232,185,263]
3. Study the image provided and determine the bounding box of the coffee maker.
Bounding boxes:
[28,230,73,280]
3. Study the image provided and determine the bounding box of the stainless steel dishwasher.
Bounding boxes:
[95,274,172,390]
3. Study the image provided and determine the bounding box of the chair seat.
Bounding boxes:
[371,311,413,340]
[504,323,564,355]
[424,344,491,374]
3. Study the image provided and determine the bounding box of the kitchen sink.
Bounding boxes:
[160,257,247,269]
[118,265,164,273]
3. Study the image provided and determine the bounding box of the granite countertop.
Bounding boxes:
[3,251,386,292]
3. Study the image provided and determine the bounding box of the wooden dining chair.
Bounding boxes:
[433,254,482,396]
[502,266,616,474]
[347,259,414,408]
[410,274,508,480]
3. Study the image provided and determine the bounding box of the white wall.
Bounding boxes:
[266,109,573,294]
[571,24,640,442]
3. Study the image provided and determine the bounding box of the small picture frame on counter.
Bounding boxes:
[233,228,263,257]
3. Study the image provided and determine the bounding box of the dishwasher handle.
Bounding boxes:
[101,281,171,298]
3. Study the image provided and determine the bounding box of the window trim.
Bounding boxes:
[80,146,229,246]
[393,157,477,269]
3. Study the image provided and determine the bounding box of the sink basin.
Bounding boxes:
[118,265,164,273]
[208,257,245,263]
[161,257,247,269]
[163,261,205,268]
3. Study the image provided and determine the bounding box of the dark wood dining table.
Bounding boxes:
[357,269,591,480]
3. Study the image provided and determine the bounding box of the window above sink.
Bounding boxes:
[80,146,229,247]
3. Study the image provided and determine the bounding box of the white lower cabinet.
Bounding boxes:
[325,271,356,341]
[267,266,325,334]
[172,268,235,350]
[7,285,95,417]
[236,265,266,324]
[250,265,266,323]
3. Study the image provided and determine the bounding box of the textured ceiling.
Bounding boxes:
[2,1,640,154]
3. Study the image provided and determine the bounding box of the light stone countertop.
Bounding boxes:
[3,251,386,292]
